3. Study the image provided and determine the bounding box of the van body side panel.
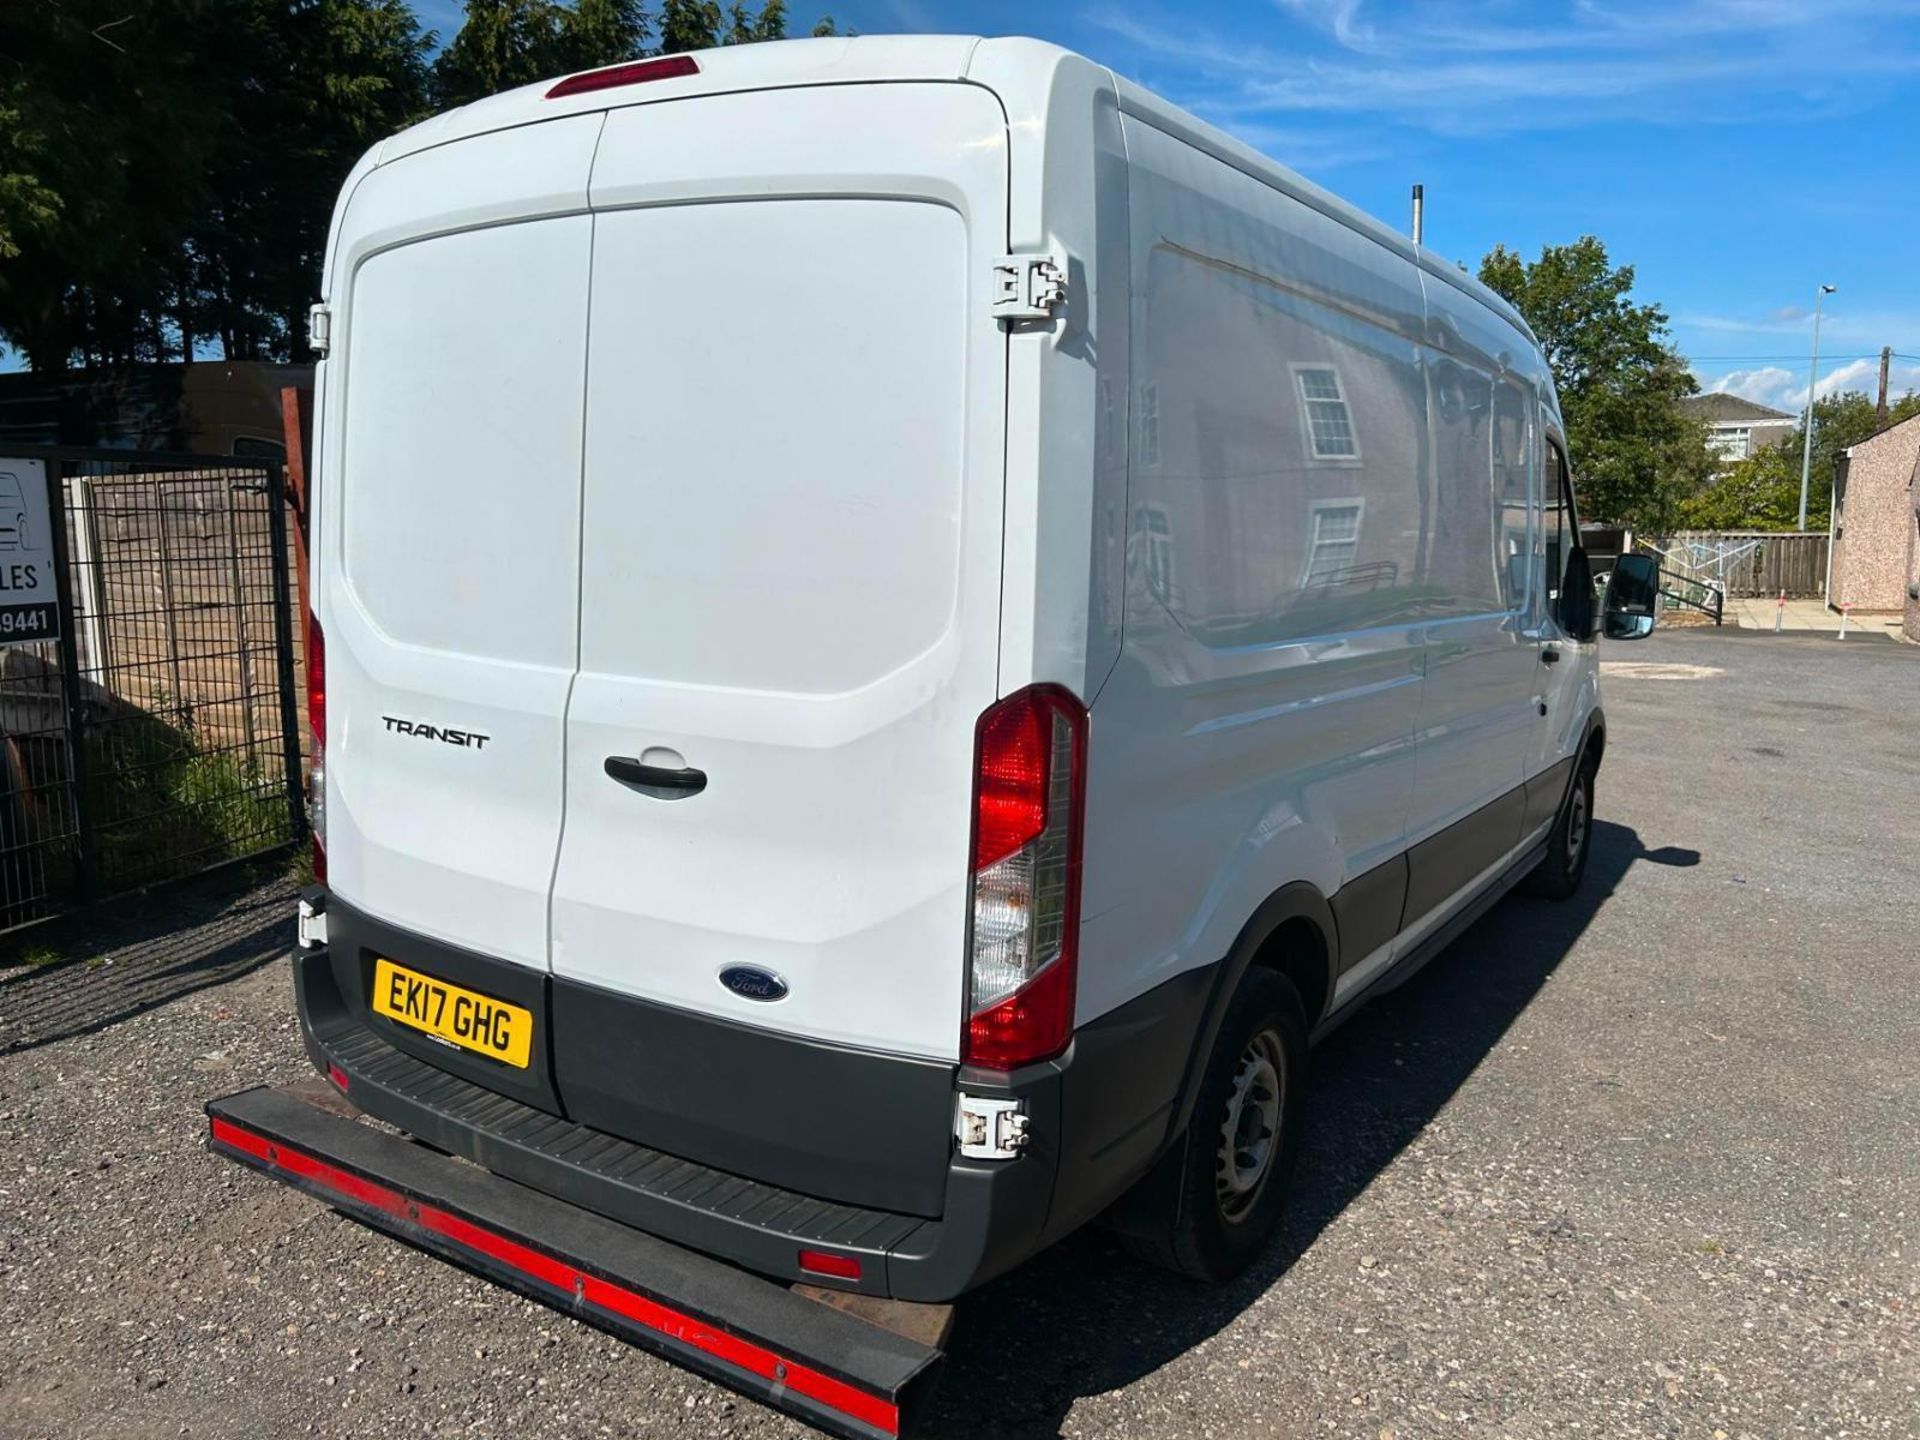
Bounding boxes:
[1077,116,1428,1030]
[966,48,1130,700]
[548,84,1009,1069]
[321,117,603,969]
[1399,279,1543,923]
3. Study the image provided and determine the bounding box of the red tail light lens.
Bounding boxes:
[306,610,325,744]
[306,611,327,883]
[545,54,699,99]
[962,686,1087,1070]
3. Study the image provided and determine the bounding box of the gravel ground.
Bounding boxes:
[0,626,1915,1440]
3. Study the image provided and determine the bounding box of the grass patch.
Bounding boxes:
[84,707,295,891]
[284,845,315,887]
[19,944,61,968]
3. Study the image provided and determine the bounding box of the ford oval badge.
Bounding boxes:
[719,966,788,1002]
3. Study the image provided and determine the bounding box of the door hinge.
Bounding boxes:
[297,888,329,950]
[308,302,332,357]
[990,253,1067,323]
[955,1093,1029,1161]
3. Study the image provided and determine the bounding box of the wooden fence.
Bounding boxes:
[1643,531,1830,599]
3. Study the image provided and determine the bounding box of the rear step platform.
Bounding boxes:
[207,1086,945,1440]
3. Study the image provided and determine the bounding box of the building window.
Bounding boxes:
[1707,426,1751,462]
[1139,382,1160,468]
[1140,504,1174,603]
[1304,499,1364,586]
[1295,367,1359,461]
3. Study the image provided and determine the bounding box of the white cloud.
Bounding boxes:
[1704,359,1920,412]
[1088,1,1920,139]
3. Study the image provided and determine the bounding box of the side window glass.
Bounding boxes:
[1493,378,1531,610]
[1541,436,1570,609]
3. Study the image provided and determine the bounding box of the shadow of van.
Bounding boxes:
[923,819,1699,1438]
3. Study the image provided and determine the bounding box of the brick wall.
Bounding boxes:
[1905,477,1920,644]
[1832,415,1920,613]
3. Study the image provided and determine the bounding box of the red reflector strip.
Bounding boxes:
[797,1249,862,1281]
[326,1063,349,1093]
[207,1116,896,1436]
[546,54,699,99]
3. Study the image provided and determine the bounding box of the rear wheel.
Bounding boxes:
[1114,968,1308,1282]
[1524,756,1595,900]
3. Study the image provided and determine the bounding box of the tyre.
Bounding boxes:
[1113,968,1309,1283]
[1524,755,1595,901]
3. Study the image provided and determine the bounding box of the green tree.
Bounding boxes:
[658,0,793,51]
[1480,237,1711,534]
[657,0,721,50]
[0,0,431,370]
[560,0,649,67]
[194,0,433,359]
[747,0,788,40]
[1681,390,1920,531]
[0,0,216,368]
[433,0,565,106]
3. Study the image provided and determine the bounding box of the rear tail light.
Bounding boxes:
[962,686,1087,1070]
[306,610,327,883]
[545,54,698,99]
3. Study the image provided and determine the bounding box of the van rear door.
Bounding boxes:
[322,117,602,973]
[548,84,1009,1078]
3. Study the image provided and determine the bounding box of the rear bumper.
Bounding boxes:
[207,1085,942,1440]
[293,933,1061,1302]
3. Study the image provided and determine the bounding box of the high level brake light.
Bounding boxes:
[545,54,699,99]
[306,610,327,883]
[963,686,1087,1070]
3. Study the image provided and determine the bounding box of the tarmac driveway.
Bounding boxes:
[0,625,1914,1439]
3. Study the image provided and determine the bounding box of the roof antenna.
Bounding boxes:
[1411,184,1424,246]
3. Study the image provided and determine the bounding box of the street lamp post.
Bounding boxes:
[1798,283,1836,532]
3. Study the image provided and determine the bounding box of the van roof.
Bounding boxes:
[370,34,1537,351]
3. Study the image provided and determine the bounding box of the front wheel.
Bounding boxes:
[1524,758,1595,900]
[1113,968,1309,1283]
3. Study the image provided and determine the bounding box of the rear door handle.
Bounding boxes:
[1541,647,1561,665]
[604,756,707,799]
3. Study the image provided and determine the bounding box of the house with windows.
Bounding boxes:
[1680,392,1798,467]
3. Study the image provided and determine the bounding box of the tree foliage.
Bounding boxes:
[1479,237,1712,534]
[1,0,824,372]
[1,0,430,369]
[434,0,656,105]
[1679,390,1920,532]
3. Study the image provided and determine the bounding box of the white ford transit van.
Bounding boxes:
[274,35,1654,1317]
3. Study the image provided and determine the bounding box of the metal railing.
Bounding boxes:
[0,446,303,933]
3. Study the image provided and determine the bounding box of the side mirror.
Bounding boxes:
[1602,553,1660,640]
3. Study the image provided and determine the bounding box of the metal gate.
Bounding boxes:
[0,446,304,933]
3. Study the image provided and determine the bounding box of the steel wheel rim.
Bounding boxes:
[1566,780,1589,871]
[1217,1029,1284,1223]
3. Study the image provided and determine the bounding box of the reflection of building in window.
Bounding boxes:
[1140,504,1174,603]
[1139,381,1160,467]
[1294,367,1358,460]
[1304,499,1364,586]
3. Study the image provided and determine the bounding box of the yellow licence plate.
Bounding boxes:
[371,958,533,1069]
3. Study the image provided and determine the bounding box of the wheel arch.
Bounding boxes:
[1163,880,1336,1148]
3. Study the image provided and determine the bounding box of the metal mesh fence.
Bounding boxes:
[0,449,303,932]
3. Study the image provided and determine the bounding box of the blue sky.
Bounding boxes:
[608,0,1920,414]
[28,0,1919,410]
